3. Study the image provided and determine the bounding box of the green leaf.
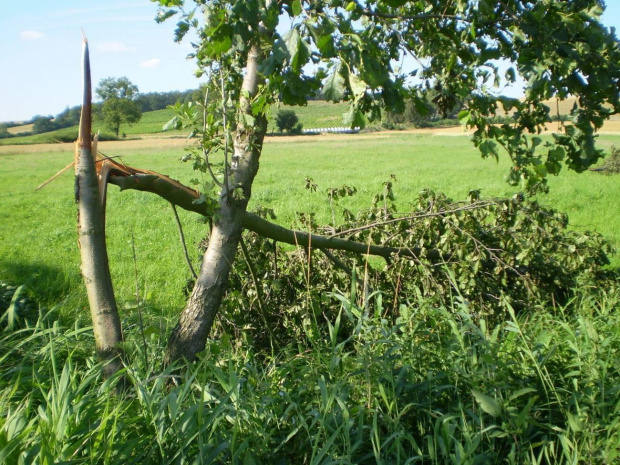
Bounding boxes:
[346,2,357,12]
[174,20,189,43]
[242,113,256,127]
[163,116,182,131]
[292,0,302,16]
[479,139,499,160]
[472,390,502,417]
[243,451,257,465]
[207,36,232,56]
[317,34,336,58]
[360,51,386,88]
[566,412,582,432]
[381,0,408,6]
[458,110,471,125]
[342,105,367,129]
[156,9,178,23]
[323,65,346,102]
[348,74,367,99]
[156,0,182,6]
[281,28,309,72]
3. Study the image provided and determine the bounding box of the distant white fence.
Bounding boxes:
[302,127,361,134]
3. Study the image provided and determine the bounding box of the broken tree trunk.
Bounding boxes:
[75,38,124,378]
[163,45,267,365]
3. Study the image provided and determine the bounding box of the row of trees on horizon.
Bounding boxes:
[0,83,207,139]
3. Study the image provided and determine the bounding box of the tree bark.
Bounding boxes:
[76,38,124,378]
[163,45,266,365]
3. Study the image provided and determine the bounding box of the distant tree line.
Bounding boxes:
[0,87,203,139]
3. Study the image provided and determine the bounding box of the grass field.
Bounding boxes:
[7,123,33,134]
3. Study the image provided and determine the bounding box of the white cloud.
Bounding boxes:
[20,30,45,40]
[140,58,161,69]
[98,41,134,53]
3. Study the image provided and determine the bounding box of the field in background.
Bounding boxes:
[2,122,620,463]
[7,123,33,134]
[4,96,620,145]
[0,101,351,145]
[1,131,618,318]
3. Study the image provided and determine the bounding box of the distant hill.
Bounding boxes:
[0,102,351,145]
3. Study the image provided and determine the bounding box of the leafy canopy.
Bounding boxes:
[101,98,142,136]
[95,77,142,136]
[154,0,620,190]
[96,76,140,101]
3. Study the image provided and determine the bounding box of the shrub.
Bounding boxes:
[194,185,617,352]
[32,116,58,134]
[596,145,620,174]
[276,109,299,132]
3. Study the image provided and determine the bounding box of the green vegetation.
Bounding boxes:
[1,277,619,463]
[96,77,142,137]
[596,145,620,174]
[1,132,619,463]
[275,109,301,133]
[4,0,620,458]
[0,133,618,315]
[0,101,352,145]
[1,124,619,465]
[268,101,349,131]
[0,109,185,145]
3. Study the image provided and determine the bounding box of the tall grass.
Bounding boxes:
[1,281,619,463]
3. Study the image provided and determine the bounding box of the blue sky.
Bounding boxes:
[1,1,619,123]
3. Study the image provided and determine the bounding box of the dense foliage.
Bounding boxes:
[213,185,617,350]
[158,0,620,191]
[1,283,619,463]
[95,77,143,137]
[275,109,301,132]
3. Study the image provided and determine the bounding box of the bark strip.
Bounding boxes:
[76,38,124,378]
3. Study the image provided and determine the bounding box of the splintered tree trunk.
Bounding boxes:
[164,45,266,365]
[76,38,124,378]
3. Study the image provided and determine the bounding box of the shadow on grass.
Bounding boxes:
[0,259,82,307]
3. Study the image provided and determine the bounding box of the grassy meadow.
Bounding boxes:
[1,130,620,463]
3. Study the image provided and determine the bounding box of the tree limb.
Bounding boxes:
[107,171,444,262]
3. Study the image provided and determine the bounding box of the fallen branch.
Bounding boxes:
[107,172,444,262]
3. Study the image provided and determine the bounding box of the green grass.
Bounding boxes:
[255,133,620,258]
[0,109,184,145]
[1,283,619,463]
[118,108,179,134]
[267,100,350,131]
